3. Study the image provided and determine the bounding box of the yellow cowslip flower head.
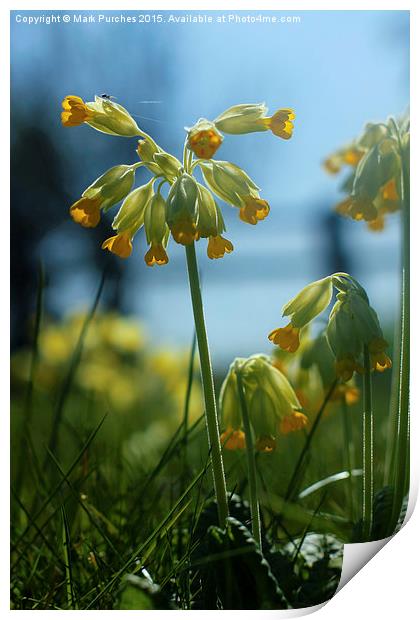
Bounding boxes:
[143,193,169,266]
[70,165,135,228]
[368,337,392,372]
[165,172,199,245]
[61,95,93,126]
[220,427,246,450]
[219,354,306,453]
[102,179,155,258]
[186,118,223,160]
[62,95,141,137]
[326,115,409,232]
[327,279,391,380]
[268,276,333,353]
[200,160,270,225]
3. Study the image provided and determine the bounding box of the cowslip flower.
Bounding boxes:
[214,103,295,140]
[200,160,270,225]
[143,193,169,266]
[268,276,333,353]
[102,180,155,259]
[69,165,135,228]
[327,287,392,381]
[62,95,141,137]
[219,354,307,453]
[326,116,408,231]
[269,273,391,382]
[186,119,223,159]
[195,183,234,259]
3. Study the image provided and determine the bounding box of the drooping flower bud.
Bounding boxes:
[153,152,182,181]
[137,136,163,176]
[102,179,155,259]
[269,276,333,353]
[165,173,199,245]
[326,286,391,380]
[143,193,170,266]
[70,165,135,228]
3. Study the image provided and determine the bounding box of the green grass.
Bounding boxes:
[10,277,406,610]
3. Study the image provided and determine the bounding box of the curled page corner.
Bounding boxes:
[336,536,393,593]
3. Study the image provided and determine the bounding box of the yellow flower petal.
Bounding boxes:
[220,428,246,450]
[61,95,92,127]
[101,232,133,258]
[207,235,233,259]
[70,196,101,228]
[280,412,308,434]
[144,244,169,266]
[268,323,300,353]
[239,197,270,225]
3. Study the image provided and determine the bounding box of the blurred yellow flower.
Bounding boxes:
[268,323,300,353]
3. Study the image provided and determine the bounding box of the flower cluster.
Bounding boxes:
[62,97,294,264]
[268,273,392,381]
[219,354,308,453]
[323,115,409,231]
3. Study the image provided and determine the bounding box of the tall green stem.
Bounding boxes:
[341,397,356,523]
[362,345,374,541]
[236,370,262,548]
[185,242,229,525]
[389,140,410,531]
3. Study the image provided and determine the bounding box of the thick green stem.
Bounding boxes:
[185,242,229,525]
[362,345,374,541]
[236,370,262,548]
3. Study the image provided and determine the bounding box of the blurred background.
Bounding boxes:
[11,10,409,366]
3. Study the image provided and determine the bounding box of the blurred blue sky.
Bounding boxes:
[11,10,409,365]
